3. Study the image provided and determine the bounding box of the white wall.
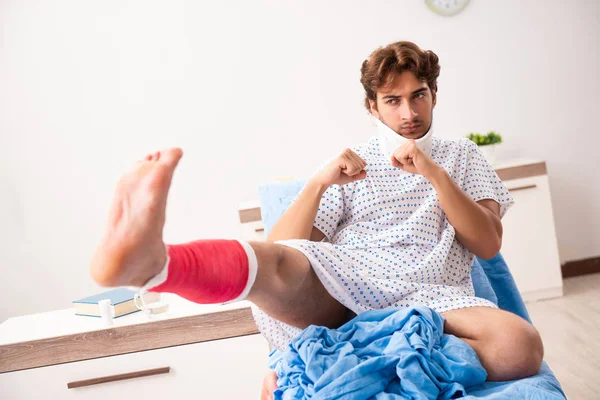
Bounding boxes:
[1,0,599,321]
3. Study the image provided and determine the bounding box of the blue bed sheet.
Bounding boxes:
[269,306,564,399]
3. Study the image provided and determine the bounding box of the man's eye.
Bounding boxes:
[387,99,398,105]
[415,93,426,99]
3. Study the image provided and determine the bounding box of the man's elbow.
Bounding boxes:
[477,236,502,260]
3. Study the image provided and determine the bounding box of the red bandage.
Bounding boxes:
[149,239,256,304]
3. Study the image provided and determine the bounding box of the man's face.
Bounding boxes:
[369,70,436,140]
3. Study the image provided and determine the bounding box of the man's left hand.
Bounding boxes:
[391,140,440,178]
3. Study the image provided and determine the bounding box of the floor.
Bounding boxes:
[527,273,600,399]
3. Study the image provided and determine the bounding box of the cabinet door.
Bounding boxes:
[500,175,563,301]
[240,219,267,242]
[0,334,271,399]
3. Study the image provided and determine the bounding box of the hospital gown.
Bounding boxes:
[252,136,515,351]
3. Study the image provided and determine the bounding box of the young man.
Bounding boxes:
[90,41,543,394]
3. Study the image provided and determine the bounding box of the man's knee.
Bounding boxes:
[263,243,310,281]
[446,307,545,380]
[248,241,347,329]
[250,241,306,276]
[488,316,544,379]
[249,241,314,296]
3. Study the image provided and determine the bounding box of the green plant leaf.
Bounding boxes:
[466,131,502,146]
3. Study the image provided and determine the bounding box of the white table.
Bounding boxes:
[0,295,269,399]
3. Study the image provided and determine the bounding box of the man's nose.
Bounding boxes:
[400,101,418,120]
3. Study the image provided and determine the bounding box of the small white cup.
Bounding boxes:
[98,299,114,327]
[134,291,169,320]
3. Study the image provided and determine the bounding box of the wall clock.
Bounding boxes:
[425,0,471,16]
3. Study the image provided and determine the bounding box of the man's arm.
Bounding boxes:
[266,180,327,242]
[391,141,502,260]
[266,148,367,243]
[427,167,502,259]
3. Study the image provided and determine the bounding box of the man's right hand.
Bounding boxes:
[311,148,367,188]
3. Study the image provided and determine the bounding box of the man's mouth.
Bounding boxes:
[401,124,421,134]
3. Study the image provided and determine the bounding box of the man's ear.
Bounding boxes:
[431,85,437,108]
[369,99,380,118]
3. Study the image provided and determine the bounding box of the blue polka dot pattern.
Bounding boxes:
[252,136,515,351]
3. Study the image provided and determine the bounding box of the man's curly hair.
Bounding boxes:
[360,41,440,113]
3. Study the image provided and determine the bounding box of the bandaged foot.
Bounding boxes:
[90,148,257,304]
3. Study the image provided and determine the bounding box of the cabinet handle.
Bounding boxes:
[508,184,537,192]
[67,366,171,389]
[255,228,265,232]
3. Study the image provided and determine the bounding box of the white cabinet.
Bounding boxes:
[240,218,266,242]
[0,334,270,399]
[500,175,563,301]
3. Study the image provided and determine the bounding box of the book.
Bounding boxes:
[73,288,160,318]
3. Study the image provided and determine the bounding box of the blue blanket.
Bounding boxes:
[269,306,565,399]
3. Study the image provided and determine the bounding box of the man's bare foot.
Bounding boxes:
[260,371,278,400]
[90,148,183,287]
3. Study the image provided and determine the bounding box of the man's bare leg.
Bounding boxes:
[244,241,349,328]
[442,306,544,381]
[89,148,348,330]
